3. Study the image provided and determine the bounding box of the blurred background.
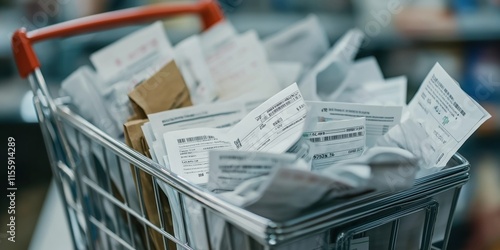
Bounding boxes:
[0,0,499,249]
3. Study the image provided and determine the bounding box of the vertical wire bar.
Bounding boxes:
[224,223,234,250]
[178,192,190,246]
[75,130,98,250]
[114,154,136,249]
[152,176,169,250]
[388,219,400,250]
[202,207,213,250]
[101,146,121,241]
[420,203,439,250]
[133,165,152,250]
[85,136,111,250]
[441,188,461,250]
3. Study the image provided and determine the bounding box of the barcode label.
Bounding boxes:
[268,99,294,118]
[266,91,300,118]
[309,132,363,143]
[453,101,466,116]
[177,135,215,144]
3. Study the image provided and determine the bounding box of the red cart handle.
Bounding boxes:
[12,0,224,78]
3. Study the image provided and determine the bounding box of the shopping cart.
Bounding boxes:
[12,1,470,249]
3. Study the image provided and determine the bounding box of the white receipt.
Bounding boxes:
[303,118,366,171]
[263,14,329,67]
[174,35,218,105]
[144,100,246,166]
[299,29,364,101]
[163,84,307,183]
[200,20,237,53]
[164,128,233,184]
[328,56,384,101]
[90,21,173,81]
[207,151,305,193]
[379,63,491,167]
[228,83,307,153]
[307,101,402,147]
[147,100,245,140]
[270,62,304,90]
[206,31,281,101]
[336,76,407,106]
[228,165,370,221]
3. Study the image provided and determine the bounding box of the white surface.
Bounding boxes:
[29,180,73,250]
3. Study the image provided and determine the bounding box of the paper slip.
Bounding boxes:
[336,76,407,106]
[228,83,307,152]
[200,20,237,53]
[163,83,307,183]
[270,62,304,90]
[91,21,173,81]
[164,128,234,184]
[207,151,307,193]
[144,100,246,167]
[263,15,329,67]
[307,101,402,147]
[333,147,419,193]
[234,165,370,221]
[299,29,364,101]
[287,137,317,167]
[327,56,384,101]
[174,35,218,105]
[303,117,366,171]
[206,31,281,101]
[147,100,246,142]
[381,63,491,167]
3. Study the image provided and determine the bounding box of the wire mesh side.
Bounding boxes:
[335,199,439,250]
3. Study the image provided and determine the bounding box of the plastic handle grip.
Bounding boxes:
[11,0,224,78]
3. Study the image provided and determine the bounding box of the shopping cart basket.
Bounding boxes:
[12,1,470,249]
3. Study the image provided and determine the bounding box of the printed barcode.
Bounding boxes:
[268,99,294,118]
[177,135,215,144]
[310,132,363,143]
[266,91,299,118]
[453,101,466,116]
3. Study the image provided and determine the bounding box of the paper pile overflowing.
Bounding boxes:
[59,16,490,249]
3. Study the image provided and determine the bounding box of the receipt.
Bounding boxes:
[263,15,329,67]
[270,62,304,90]
[303,118,366,171]
[228,83,307,153]
[144,100,246,166]
[174,35,218,105]
[299,29,364,101]
[336,76,407,106]
[147,100,245,140]
[163,84,307,183]
[307,101,402,147]
[207,151,306,193]
[327,56,384,101]
[379,63,491,167]
[91,21,173,81]
[206,31,281,101]
[200,20,237,53]
[164,128,233,184]
[226,165,370,221]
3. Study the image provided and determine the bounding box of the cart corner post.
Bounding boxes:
[12,28,40,79]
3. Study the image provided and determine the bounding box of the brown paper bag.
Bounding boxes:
[128,60,192,120]
[124,60,192,249]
